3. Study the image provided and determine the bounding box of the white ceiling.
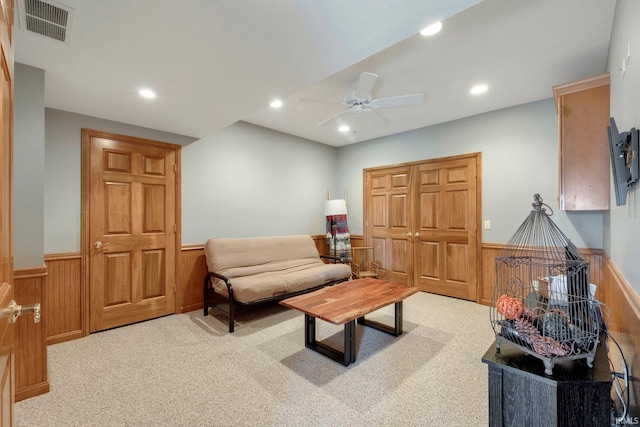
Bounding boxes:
[15,0,617,148]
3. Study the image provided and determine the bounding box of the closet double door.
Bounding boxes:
[364,153,481,301]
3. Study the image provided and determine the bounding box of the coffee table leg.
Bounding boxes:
[344,320,356,365]
[305,313,316,346]
[357,301,404,336]
[304,314,356,366]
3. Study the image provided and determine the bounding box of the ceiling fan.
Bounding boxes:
[297,72,424,127]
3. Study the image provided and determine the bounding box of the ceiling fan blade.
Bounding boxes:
[362,109,386,127]
[369,93,424,108]
[317,110,350,127]
[297,97,344,106]
[355,72,378,100]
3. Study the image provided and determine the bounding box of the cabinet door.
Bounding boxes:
[555,74,610,210]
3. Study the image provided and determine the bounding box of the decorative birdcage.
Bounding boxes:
[490,194,604,375]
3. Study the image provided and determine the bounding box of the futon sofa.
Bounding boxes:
[203,235,352,332]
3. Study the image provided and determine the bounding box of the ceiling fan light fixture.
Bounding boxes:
[470,84,489,95]
[270,99,283,108]
[139,88,156,99]
[420,21,442,36]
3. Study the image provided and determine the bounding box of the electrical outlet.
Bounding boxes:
[484,220,491,230]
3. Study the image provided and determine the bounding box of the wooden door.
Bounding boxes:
[0,0,14,424]
[364,154,481,301]
[84,130,179,332]
[364,165,414,285]
[414,155,479,300]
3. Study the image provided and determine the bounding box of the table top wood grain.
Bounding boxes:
[280,278,418,325]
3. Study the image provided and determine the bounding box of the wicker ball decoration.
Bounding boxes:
[496,294,525,320]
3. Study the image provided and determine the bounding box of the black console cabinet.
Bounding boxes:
[482,341,611,427]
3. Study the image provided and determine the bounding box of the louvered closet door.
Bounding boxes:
[414,156,479,300]
[364,165,414,285]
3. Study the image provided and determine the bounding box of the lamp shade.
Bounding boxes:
[324,199,347,216]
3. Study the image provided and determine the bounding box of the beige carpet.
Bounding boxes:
[15,292,495,427]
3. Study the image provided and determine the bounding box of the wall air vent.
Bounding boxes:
[18,0,75,44]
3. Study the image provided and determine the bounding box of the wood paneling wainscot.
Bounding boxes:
[44,253,83,344]
[14,267,49,401]
[600,254,640,415]
[178,244,208,313]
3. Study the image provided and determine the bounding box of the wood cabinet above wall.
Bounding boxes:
[553,73,610,211]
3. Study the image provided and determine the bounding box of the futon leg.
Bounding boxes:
[228,299,235,333]
[203,278,209,316]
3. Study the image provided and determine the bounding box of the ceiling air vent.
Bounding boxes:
[18,0,75,44]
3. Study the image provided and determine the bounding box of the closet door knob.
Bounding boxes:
[94,241,110,250]
[415,232,421,238]
[406,232,413,238]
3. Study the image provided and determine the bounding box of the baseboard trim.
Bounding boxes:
[16,381,50,402]
[13,266,47,279]
[47,330,84,346]
[179,302,203,314]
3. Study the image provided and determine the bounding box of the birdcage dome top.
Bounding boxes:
[497,194,583,265]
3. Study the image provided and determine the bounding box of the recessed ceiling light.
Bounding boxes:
[270,99,283,108]
[420,22,442,36]
[338,125,350,133]
[470,84,489,95]
[139,89,156,99]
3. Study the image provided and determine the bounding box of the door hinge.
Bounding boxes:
[173,224,177,233]
[173,164,177,173]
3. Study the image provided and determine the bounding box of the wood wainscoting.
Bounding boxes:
[178,244,208,313]
[44,253,84,345]
[600,254,640,414]
[14,267,49,401]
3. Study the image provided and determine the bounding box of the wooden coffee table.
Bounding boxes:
[280,278,418,366]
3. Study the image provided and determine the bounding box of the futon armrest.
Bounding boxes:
[206,271,234,294]
[320,255,347,264]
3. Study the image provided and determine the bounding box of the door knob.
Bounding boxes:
[415,232,421,238]
[94,241,110,250]
[407,232,413,238]
[0,301,40,323]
